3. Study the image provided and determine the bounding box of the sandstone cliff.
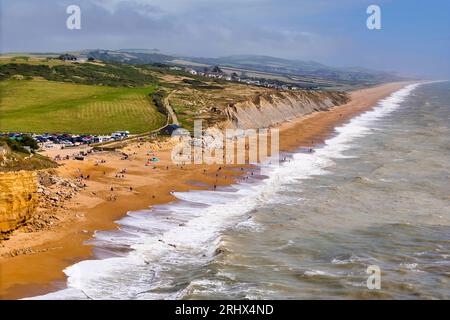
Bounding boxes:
[222,90,349,129]
[0,171,38,237]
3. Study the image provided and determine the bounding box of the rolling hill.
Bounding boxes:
[81,50,406,85]
[179,54,405,84]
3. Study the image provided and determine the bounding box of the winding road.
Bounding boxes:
[164,91,179,125]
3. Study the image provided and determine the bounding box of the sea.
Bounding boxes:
[33,81,450,300]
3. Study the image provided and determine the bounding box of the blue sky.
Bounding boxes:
[1,0,449,78]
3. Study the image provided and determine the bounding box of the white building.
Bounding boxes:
[185,68,198,75]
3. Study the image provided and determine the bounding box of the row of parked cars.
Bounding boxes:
[3,131,130,148]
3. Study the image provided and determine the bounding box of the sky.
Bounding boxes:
[0,0,449,78]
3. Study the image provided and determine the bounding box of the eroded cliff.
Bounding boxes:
[223,90,350,129]
[0,171,38,237]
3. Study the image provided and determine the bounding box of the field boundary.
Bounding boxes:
[92,90,178,150]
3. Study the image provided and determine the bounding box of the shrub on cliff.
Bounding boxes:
[0,137,29,154]
[19,135,39,150]
[151,89,168,116]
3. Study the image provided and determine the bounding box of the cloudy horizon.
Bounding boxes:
[1,0,449,78]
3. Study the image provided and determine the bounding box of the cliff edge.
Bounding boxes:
[223,90,350,129]
[0,171,38,238]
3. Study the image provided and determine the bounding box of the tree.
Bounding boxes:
[20,135,39,150]
[211,66,222,73]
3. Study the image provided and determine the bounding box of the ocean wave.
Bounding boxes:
[29,83,421,300]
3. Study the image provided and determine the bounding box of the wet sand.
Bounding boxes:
[0,81,411,299]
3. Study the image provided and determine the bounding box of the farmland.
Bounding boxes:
[1,53,336,135]
[0,56,268,135]
[0,79,166,134]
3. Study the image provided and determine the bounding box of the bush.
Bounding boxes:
[0,62,157,87]
[20,135,39,150]
[151,89,168,115]
[0,136,37,154]
[0,137,28,154]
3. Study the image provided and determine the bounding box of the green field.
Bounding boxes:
[0,56,66,66]
[0,79,167,134]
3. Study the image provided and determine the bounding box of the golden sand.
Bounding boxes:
[0,82,411,299]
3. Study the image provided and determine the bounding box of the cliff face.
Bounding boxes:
[223,90,350,129]
[0,171,38,236]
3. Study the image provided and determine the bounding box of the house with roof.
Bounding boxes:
[185,68,198,75]
[161,124,182,135]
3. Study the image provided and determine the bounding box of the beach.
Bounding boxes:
[0,81,411,299]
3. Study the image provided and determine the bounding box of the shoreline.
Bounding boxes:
[0,81,412,299]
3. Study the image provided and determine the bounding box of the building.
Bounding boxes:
[185,68,198,76]
[160,124,183,136]
[58,53,77,61]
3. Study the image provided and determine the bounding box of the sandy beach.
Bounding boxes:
[0,81,411,299]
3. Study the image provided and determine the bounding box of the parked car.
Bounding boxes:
[60,140,72,146]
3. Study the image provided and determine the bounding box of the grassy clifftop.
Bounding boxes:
[0,55,358,135]
[0,143,56,172]
[0,80,166,134]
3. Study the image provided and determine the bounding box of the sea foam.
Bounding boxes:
[29,83,420,300]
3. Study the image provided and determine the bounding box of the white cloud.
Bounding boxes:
[2,0,447,77]
[91,0,264,16]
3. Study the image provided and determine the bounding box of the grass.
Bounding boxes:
[0,151,57,172]
[168,82,263,131]
[0,61,158,87]
[0,56,67,66]
[0,79,167,134]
